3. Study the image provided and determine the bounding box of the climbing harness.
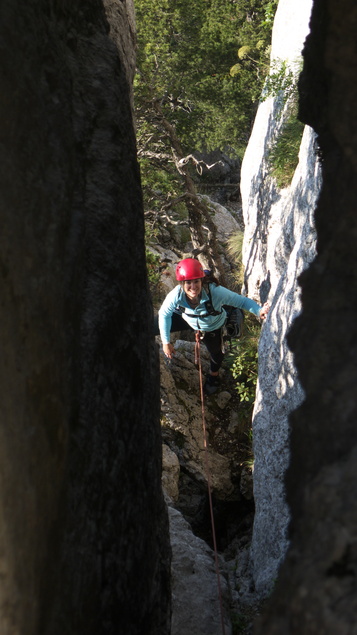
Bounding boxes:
[176,287,222,319]
[177,282,245,348]
[195,331,227,635]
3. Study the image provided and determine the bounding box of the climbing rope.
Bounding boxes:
[194,331,227,635]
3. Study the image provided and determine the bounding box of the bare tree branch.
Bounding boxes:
[150,98,227,283]
[177,154,224,176]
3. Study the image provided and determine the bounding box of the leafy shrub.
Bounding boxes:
[261,59,296,104]
[261,0,278,26]
[261,56,304,188]
[231,347,258,403]
[227,317,260,409]
[268,111,304,188]
[146,249,161,290]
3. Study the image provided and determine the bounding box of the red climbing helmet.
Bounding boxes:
[175,258,205,281]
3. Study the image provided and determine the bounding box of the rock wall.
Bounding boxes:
[159,334,257,634]
[256,0,357,631]
[169,506,231,635]
[240,0,319,594]
[0,2,170,634]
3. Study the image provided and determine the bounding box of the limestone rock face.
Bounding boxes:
[0,2,170,634]
[240,0,320,595]
[256,0,357,630]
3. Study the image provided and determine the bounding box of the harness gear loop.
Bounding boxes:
[194,331,226,635]
[176,282,244,345]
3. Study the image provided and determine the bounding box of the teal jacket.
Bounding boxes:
[158,283,261,344]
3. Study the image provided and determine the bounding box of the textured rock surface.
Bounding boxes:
[156,231,259,632]
[255,0,357,630]
[160,340,237,500]
[169,505,232,635]
[0,2,170,634]
[241,0,316,302]
[240,0,319,595]
[162,444,181,502]
[200,195,242,241]
[249,127,321,595]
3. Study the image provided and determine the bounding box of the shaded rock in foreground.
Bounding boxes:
[169,505,232,635]
[0,2,170,633]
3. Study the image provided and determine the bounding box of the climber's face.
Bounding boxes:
[183,278,202,301]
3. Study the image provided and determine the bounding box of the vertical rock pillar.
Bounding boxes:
[0,1,171,633]
[256,0,357,631]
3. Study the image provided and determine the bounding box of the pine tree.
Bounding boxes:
[134,0,277,272]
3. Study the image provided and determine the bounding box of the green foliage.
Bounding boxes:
[238,45,253,60]
[135,0,277,250]
[228,317,260,407]
[226,230,244,287]
[226,231,244,261]
[261,0,279,27]
[135,0,277,159]
[261,57,302,104]
[262,59,295,102]
[144,219,159,248]
[232,348,258,403]
[268,106,305,188]
[225,239,259,415]
[145,249,161,290]
[258,54,304,188]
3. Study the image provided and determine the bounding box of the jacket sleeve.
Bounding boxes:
[212,285,262,317]
[158,287,180,343]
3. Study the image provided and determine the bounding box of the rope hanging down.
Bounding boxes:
[194,331,227,635]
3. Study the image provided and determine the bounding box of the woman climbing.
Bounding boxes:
[156,258,269,394]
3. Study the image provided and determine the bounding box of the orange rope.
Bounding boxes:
[195,331,226,635]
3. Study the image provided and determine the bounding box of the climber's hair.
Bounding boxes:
[202,270,220,287]
[178,267,220,289]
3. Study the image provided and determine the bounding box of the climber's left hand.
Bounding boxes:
[259,302,270,320]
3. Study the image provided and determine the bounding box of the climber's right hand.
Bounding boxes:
[163,343,175,359]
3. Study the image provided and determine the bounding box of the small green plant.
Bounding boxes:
[261,56,304,187]
[226,230,244,261]
[227,316,260,410]
[260,0,278,27]
[268,106,304,188]
[145,248,161,290]
[261,59,296,103]
[261,57,302,104]
[226,230,244,287]
[232,348,258,403]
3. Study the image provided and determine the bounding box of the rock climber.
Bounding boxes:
[155,258,269,394]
